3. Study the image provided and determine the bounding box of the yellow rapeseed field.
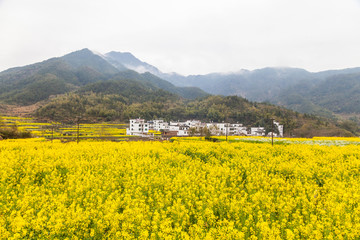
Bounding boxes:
[1,139,360,239]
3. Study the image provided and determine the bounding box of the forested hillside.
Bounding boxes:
[101,52,360,121]
[0,49,358,137]
[0,49,207,105]
[275,73,360,116]
[35,92,354,137]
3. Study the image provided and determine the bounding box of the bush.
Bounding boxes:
[0,126,32,139]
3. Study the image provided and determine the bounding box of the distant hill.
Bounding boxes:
[35,92,354,137]
[161,68,315,101]
[0,48,358,137]
[54,50,360,118]
[0,49,207,105]
[275,72,360,116]
[103,53,360,116]
[160,67,360,103]
[102,52,360,130]
[151,65,360,119]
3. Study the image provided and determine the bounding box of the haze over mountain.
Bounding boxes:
[104,51,360,120]
[1,48,360,120]
[0,48,208,105]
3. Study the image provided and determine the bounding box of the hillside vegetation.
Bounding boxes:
[0,49,207,105]
[95,51,360,121]
[35,92,354,137]
[276,73,360,115]
[0,49,358,137]
[162,68,360,121]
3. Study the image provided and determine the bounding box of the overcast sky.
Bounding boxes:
[0,0,360,75]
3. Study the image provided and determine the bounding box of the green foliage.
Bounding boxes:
[0,50,357,137]
[339,120,359,135]
[0,121,32,139]
[276,73,360,116]
[61,48,119,75]
[1,74,72,105]
[0,49,206,106]
[34,92,352,137]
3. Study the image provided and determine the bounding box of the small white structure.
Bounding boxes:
[205,123,247,136]
[206,123,220,135]
[185,120,202,128]
[250,127,266,136]
[126,119,149,136]
[149,119,169,131]
[177,125,190,136]
[169,121,190,136]
[231,124,248,136]
[274,121,284,137]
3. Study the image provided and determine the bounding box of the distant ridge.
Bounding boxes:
[0,48,357,137]
[0,48,359,132]
[0,48,208,105]
[98,51,360,117]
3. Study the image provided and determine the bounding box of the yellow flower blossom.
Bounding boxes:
[0,138,360,239]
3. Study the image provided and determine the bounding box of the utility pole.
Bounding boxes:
[226,123,228,142]
[51,124,54,142]
[225,111,229,142]
[271,118,274,146]
[76,115,82,144]
[77,120,80,144]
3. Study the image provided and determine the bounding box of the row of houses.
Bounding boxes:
[126,119,284,138]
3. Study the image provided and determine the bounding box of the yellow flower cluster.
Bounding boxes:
[1,116,128,139]
[173,136,360,146]
[1,139,360,239]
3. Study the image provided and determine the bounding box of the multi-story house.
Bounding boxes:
[274,121,284,137]
[169,121,190,136]
[250,127,266,136]
[126,119,149,136]
[148,119,169,132]
[126,119,282,138]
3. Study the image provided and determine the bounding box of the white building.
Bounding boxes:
[126,119,281,138]
[185,120,202,128]
[148,119,169,131]
[250,127,266,136]
[177,125,190,136]
[205,123,248,136]
[126,119,149,136]
[267,121,284,137]
[274,121,284,137]
[169,121,190,136]
[230,124,248,136]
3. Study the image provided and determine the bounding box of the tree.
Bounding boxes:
[189,127,197,137]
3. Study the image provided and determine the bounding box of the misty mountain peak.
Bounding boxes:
[105,51,161,75]
[61,48,119,75]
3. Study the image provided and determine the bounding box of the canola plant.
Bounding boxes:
[1,139,360,239]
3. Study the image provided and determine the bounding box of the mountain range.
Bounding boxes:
[0,49,207,106]
[106,52,360,120]
[0,48,359,136]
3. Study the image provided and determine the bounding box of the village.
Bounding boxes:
[126,119,284,138]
